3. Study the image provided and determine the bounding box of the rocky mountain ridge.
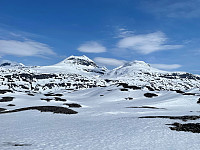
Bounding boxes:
[0,55,200,93]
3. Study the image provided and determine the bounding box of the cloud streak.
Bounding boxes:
[78,41,106,53]
[117,31,182,54]
[141,0,200,18]
[0,40,55,57]
[151,63,182,70]
[94,57,125,66]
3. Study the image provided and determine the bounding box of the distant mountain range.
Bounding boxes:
[0,55,200,92]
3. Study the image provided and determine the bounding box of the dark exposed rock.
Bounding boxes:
[107,90,112,91]
[0,62,11,67]
[125,97,133,100]
[7,104,15,106]
[167,122,200,133]
[13,144,32,146]
[182,93,196,96]
[126,106,165,109]
[197,98,200,104]
[140,115,200,122]
[104,79,113,83]
[63,103,82,108]
[0,89,13,94]
[117,83,141,90]
[54,97,67,102]
[160,73,200,80]
[173,90,185,94]
[100,95,104,96]
[144,93,158,98]
[27,93,34,96]
[0,106,78,115]
[68,57,97,67]
[41,98,53,102]
[44,93,63,97]
[0,97,14,102]
[0,108,6,111]
[3,142,32,147]
[145,86,155,91]
[120,88,128,91]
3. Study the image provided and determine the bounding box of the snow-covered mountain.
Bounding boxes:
[1,55,200,150]
[0,55,200,92]
[0,61,25,67]
[35,55,107,75]
[106,60,165,77]
[105,60,200,91]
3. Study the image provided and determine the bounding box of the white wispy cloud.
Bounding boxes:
[117,31,183,54]
[0,40,55,57]
[151,63,182,70]
[94,57,125,66]
[116,28,134,38]
[77,41,106,53]
[142,0,200,18]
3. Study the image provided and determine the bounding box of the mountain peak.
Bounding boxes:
[0,61,25,67]
[106,60,165,77]
[58,55,97,67]
[123,60,151,68]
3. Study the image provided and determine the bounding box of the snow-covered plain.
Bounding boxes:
[0,86,200,150]
[0,56,200,150]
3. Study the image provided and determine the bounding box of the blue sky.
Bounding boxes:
[0,0,200,73]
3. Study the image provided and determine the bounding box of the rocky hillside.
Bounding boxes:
[0,55,200,93]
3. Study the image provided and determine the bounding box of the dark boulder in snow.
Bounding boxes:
[0,108,6,112]
[0,106,78,115]
[168,122,200,133]
[0,90,13,94]
[120,88,128,91]
[144,93,158,98]
[7,104,15,106]
[0,97,14,102]
[63,103,82,108]
[44,93,63,97]
[197,98,200,104]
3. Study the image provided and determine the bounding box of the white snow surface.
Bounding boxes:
[0,86,200,150]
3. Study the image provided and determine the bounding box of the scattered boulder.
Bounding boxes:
[125,97,133,100]
[197,98,200,104]
[126,106,165,109]
[168,122,200,133]
[55,97,67,102]
[145,86,155,91]
[63,103,82,108]
[120,88,128,91]
[182,93,196,96]
[140,115,200,122]
[3,142,32,147]
[0,106,78,115]
[0,97,14,102]
[41,98,53,102]
[174,90,185,94]
[44,93,63,97]
[0,89,13,94]
[0,108,6,112]
[7,104,15,106]
[144,93,158,98]
[117,83,141,90]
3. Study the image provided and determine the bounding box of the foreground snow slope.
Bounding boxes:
[0,85,200,149]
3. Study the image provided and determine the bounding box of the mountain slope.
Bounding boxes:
[35,55,107,75]
[0,55,200,92]
[105,60,200,91]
